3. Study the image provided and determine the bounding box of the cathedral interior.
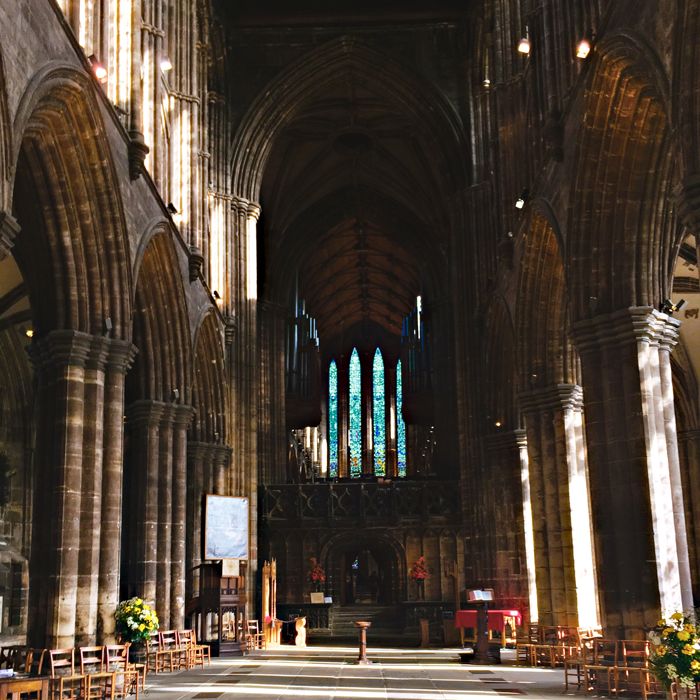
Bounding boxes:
[1,0,700,652]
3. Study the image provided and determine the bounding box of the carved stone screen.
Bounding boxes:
[204,494,249,560]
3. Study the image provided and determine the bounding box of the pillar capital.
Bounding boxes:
[159,403,177,428]
[571,306,680,355]
[0,211,20,259]
[483,429,526,453]
[213,444,233,466]
[187,441,217,461]
[45,329,93,368]
[105,340,138,375]
[85,336,111,372]
[518,384,583,414]
[126,399,167,427]
[231,196,261,220]
[173,404,196,428]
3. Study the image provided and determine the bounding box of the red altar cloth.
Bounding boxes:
[454,609,522,630]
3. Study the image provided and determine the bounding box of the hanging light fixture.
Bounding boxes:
[576,39,591,59]
[518,29,531,54]
[88,55,107,83]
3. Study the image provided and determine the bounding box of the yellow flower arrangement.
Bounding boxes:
[115,597,159,643]
[649,613,700,690]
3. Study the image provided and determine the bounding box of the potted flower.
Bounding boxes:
[306,558,326,592]
[115,597,159,660]
[648,612,700,695]
[409,557,430,600]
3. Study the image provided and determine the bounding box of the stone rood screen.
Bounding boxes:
[204,494,249,560]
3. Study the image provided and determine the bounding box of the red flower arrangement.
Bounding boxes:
[409,556,430,582]
[307,558,326,584]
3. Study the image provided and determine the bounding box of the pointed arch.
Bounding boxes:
[11,65,131,339]
[191,310,226,443]
[516,211,578,391]
[230,37,468,204]
[567,35,677,322]
[127,226,192,404]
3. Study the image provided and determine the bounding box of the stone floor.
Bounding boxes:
[141,647,588,700]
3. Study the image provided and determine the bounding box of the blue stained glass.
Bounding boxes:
[328,360,338,477]
[397,360,406,477]
[349,349,362,477]
[373,349,386,476]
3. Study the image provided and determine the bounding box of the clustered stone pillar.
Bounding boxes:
[125,399,193,630]
[518,385,597,628]
[27,331,136,649]
[572,306,693,637]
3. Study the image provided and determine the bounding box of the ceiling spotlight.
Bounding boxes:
[495,421,502,427]
[518,36,531,54]
[20,325,33,338]
[483,78,491,88]
[661,298,688,315]
[515,188,530,209]
[88,55,107,83]
[576,39,591,59]
[160,55,173,71]
[167,203,182,224]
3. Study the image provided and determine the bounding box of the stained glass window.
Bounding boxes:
[328,360,338,477]
[397,359,406,477]
[349,348,362,477]
[373,349,386,476]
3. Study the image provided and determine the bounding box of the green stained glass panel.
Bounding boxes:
[349,349,362,477]
[397,359,406,477]
[328,360,338,477]
[373,349,385,476]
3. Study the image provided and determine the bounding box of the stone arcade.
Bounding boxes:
[0,0,699,651]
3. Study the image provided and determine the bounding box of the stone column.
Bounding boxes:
[572,307,692,637]
[38,331,92,648]
[126,400,165,609]
[213,444,232,495]
[337,356,349,478]
[186,442,214,571]
[518,385,598,628]
[482,431,531,617]
[0,211,20,259]
[677,431,700,601]
[157,405,176,629]
[97,340,137,643]
[170,405,194,630]
[258,301,287,485]
[75,337,110,646]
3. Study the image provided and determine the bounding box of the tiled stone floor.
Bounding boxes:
[142,647,581,700]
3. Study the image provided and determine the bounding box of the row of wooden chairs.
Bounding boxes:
[0,645,142,700]
[563,639,664,699]
[145,630,210,674]
[516,625,602,667]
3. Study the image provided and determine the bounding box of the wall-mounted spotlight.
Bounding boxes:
[19,325,33,338]
[576,39,591,59]
[160,55,173,71]
[661,298,688,315]
[103,317,113,336]
[167,202,182,225]
[88,55,107,83]
[518,29,531,55]
[171,389,180,403]
[515,188,530,209]
[495,421,502,427]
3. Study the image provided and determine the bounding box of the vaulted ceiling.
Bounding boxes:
[260,75,446,341]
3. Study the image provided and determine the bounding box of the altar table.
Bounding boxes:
[454,609,521,647]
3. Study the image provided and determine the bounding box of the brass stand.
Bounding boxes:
[354,621,372,664]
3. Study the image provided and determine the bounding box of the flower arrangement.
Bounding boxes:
[648,612,700,690]
[114,597,159,643]
[409,556,430,582]
[307,558,326,586]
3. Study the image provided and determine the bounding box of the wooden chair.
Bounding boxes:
[532,626,559,668]
[157,632,187,672]
[245,621,265,651]
[614,640,661,700]
[26,649,46,676]
[190,631,210,668]
[175,631,195,670]
[104,645,140,700]
[144,638,170,675]
[516,624,540,665]
[47,649,85,700]
[583,638,617,696]
[79,647,115,700]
